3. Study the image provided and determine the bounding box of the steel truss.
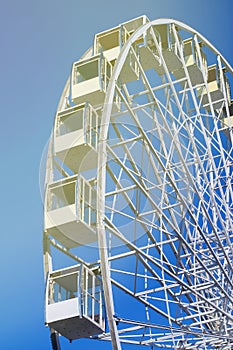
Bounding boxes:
[43,18,233,349]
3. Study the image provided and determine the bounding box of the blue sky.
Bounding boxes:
[0,0,232,349]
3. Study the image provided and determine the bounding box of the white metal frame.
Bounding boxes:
[43,17,233,350]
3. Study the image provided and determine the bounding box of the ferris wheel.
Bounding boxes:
[43,16,233,349]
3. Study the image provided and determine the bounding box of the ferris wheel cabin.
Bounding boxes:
[197,64,230,111]
[54,103,99,173]
[174,37,207,86]
[45,265,105,341]
[71,54,113,106]
[44,175,97,249]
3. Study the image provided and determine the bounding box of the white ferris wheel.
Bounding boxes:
[43,16,233,349]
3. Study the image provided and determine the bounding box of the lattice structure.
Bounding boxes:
[43,16,233,349]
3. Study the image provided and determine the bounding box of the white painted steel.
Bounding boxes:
[43,16,233,349]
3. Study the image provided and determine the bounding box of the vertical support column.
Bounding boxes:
[50,330,61,350]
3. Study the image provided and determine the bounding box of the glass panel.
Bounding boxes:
[77,176,97,226]
[106,61,112,81]
[82,267,104,325]
[57,109,84,136]
[96,28,120,52]
[74,60,99,84]
[208,66,216,82]
[84,203,90,224]
[48,272,79,304]
[86,106,99,149]
[48,182,76,210]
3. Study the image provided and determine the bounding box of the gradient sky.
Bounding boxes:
[0,0,232,349]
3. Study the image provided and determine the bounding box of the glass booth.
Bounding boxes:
[45,264,105,340]
[71,54,112,106]
[54,103,99,172]
[139,23,182,75]
[94,16,148,84]
[197,64,230,111]
[44,175,97,249]
[174,37,207,86]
